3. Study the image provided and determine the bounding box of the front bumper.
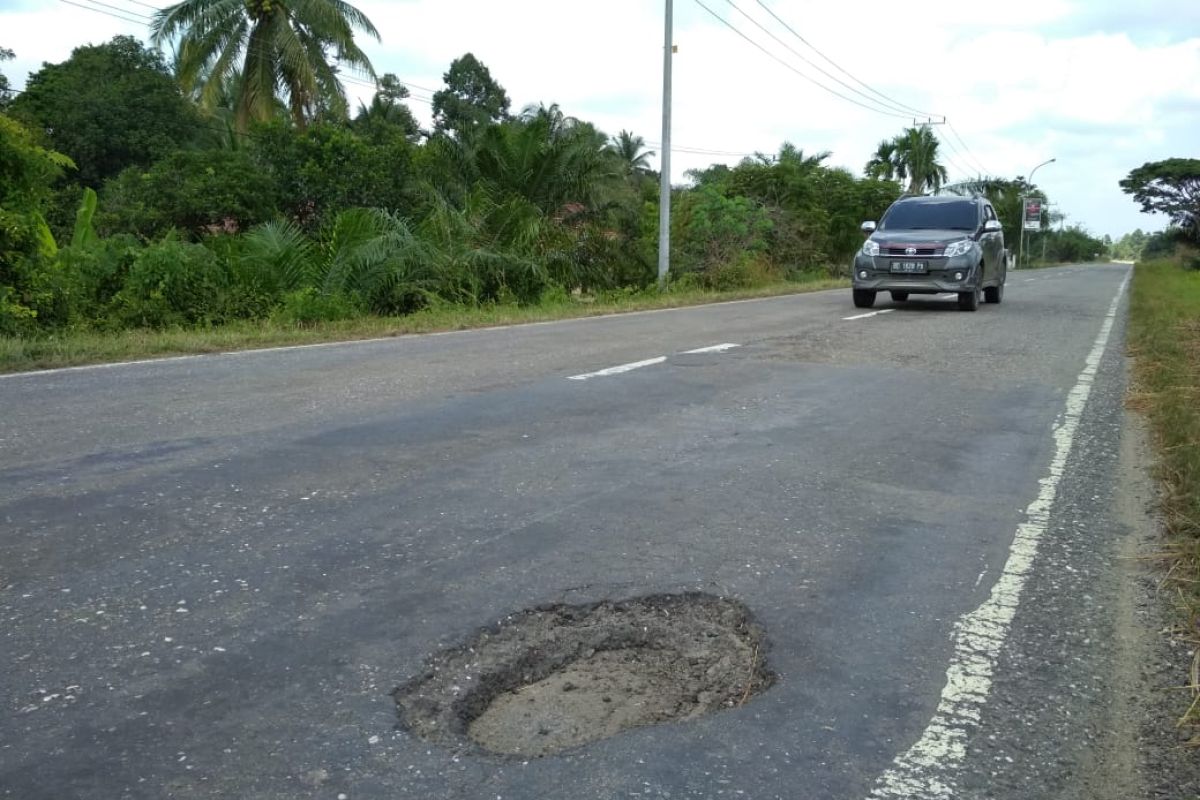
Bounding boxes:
[851,254,978,293]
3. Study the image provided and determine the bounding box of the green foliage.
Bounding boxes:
[100,149,277,239]
[253,120,413,228]
[432,53,511,139]
[0,46,13,108]
[71,187,99,249]
[353,74,421,144]
[1120,158,1200,244]
[273,287,361,325]
[108,237,230,328]
[153,0,379,132]
[864,126,948,195]
[672,185,773,284]
[0,114,75,332]
[9,37,197,187]
[1031,225,1107,264]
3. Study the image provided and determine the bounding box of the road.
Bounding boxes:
[0,263,1176,798]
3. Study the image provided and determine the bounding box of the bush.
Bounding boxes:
[108,237,229,328]
[272,287,361,326]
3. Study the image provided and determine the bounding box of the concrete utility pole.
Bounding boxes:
[1018,157,1056,269]
[657,0,673,287]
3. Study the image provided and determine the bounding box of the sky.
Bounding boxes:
[2,0,1198,239]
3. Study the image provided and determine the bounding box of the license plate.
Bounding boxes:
[890,261,928,273]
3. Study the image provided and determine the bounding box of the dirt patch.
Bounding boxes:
[392,593,774,757]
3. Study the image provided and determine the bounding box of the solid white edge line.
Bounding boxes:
[843,309,894,321]
[867,268,1131,799]
[567,356,667,381]
[682,343,741,354]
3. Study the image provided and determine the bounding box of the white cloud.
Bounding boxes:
[3,0,1198,237]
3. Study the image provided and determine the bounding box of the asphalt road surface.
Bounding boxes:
[0,263,1176,798]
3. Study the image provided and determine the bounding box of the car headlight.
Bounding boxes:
[943,239,975,258]
[861,240,880,257]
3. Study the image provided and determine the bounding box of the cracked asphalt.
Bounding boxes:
[2,263,1196,798]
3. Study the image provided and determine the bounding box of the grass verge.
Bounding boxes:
[1127,258,1200,731]
[0,276,846,374]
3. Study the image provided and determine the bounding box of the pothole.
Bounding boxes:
[392,593,774,757]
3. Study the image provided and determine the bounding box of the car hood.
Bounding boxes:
[873,229,972,246]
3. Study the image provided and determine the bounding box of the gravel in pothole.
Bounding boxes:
[392,593,774,757]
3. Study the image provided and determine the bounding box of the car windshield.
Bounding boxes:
[881,201,978,231]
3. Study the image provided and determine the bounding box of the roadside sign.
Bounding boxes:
[1023,198,1043,231]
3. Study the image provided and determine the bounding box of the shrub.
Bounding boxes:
[108,237,229,328]
[272,287,361,326]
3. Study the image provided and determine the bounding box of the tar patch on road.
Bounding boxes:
[392,593,774,757]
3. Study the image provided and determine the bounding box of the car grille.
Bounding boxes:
[884,246,940,256]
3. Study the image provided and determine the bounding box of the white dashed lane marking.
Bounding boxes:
[567,356,667,381]
[843,309,894,321]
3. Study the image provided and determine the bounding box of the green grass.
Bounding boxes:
[1127,258,1200,726]
[0,276,846,374]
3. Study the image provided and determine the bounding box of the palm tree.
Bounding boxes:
[894,126,948,194]
[151,0,380,133]
[864,139,898,182]
[609,130,654,176]
[863,127,948,194]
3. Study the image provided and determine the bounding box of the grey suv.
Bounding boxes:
[851,195,1007,311]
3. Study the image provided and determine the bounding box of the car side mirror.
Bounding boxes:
[861,221,877,235]
[983,219,1002,233]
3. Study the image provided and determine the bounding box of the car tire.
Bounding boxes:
[984,283,1004,304]
[958,285,981,311]
[853,289,877,309]
[890,291,909,302]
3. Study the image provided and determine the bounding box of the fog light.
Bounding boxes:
[954,271,964,281]
[859,270,868,279]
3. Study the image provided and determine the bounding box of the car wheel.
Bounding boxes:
[890,291,909,302]
[958,285,981,311]
[984,283,1004,304]
[853,289,877,309]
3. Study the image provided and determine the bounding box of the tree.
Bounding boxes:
[863,126,948,194]
[431,53,510,139]
[9,37,197,187]
[0,115,75,331]
[1120,158,1200,243]
[252,120,415,228]
[152,0,379,133]
[353,74,421,144]
[609,131,654,177]
[99,149,279,239]
[0,46,14,107]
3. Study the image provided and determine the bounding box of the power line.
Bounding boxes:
[646,140,757,157]
[749,0,998,179]
[58,0,148,25]
[692,0,913,119]
[947,121,991,175]
[84,0,153,20]
[752,0,937,119]
[719,0,927,118]
[932,130,974,181]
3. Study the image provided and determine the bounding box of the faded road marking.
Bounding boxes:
[868,269,1131,799]
[567,356,667,381]
[682,343,741,354]
[843,309,894,321]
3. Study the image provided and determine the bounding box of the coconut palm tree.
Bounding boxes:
[863,127,948,194]
[609,130,654,176]
[151,0,380,133]
[894,126,948,194]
